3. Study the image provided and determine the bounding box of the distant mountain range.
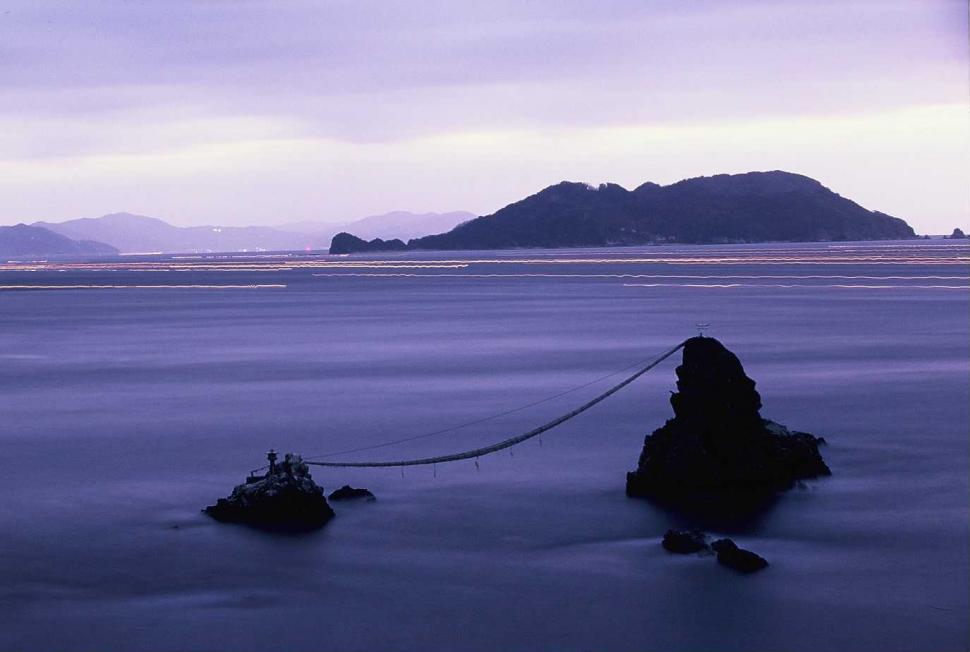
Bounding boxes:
[16,210,473,257]
[33,213,309,254]
[2,173,922,259]
[0,224,118,259]
[332,171,917,253]
[280,211,474,241]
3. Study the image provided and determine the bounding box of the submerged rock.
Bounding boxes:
[329,485,377,502]
[662,529,710,554]
[204,454,335,531]
[711,539,769,573]
[627,337,830,505]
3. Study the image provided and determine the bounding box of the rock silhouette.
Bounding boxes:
[329,485,377,502]
[711,539,769,573]
[627,337,830,507]
[204,454,335,531]
[328,172,917,253]
[329,232,407,254]
[662,529,710,554]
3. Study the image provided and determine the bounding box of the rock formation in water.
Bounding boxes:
[627,337,830,504]
[947,228,967,239]
[662,529,710,554]
[204,454,335,531]
[329,485,377,502]
[661,528,771,571]
[711,538,769,573]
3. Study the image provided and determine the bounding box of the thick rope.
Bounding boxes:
[306,340,686,469]
[305,347,680,461]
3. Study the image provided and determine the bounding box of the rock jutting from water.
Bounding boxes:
[662,529,710,554]
[329,485,377,502]
[627,336,830,506]
[711,539,769,573]
[204,453,335,531]
[660,530,769,571]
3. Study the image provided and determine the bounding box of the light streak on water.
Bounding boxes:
[0,284,287,291]
[1,245,968,275]
[622,283,969,290]
[310,273,970,280]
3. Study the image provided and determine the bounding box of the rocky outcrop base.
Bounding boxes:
[204,454,335,532]
[627,337,830,507]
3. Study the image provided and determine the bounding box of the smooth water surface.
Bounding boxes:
[1,240,967,651]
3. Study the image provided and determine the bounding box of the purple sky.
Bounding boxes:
[1,1,967,231]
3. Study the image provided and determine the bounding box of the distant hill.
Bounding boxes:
[34,213,312,254]
[398,172,915,251]
[337,211,475,242]
[0,224,118,259]
[329,233,407,254]
[32,210,475,254]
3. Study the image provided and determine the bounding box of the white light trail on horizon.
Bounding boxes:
[622,283,969,290]
[0,284,287,291]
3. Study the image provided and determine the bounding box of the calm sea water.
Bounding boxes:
[1,240,967,651]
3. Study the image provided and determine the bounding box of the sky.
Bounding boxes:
[0,0,967,232]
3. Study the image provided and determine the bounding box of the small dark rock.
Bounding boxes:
[662,529,709,554]
[711,538,769,573]
[947,227,967,239]
[204,454,334,532]
[329,485,377,502]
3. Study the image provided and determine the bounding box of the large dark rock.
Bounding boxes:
[947,228,967,239]
[711,539,769,573]
[627,337,830,505]
[204,454,335,531]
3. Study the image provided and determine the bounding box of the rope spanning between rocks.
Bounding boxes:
[306,343,682,461]
[304,340,686,469]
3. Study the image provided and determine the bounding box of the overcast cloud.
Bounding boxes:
[0,0,966,230]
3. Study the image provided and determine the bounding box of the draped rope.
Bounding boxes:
[305,340,686,469]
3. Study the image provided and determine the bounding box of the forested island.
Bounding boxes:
[330,171,916,253]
